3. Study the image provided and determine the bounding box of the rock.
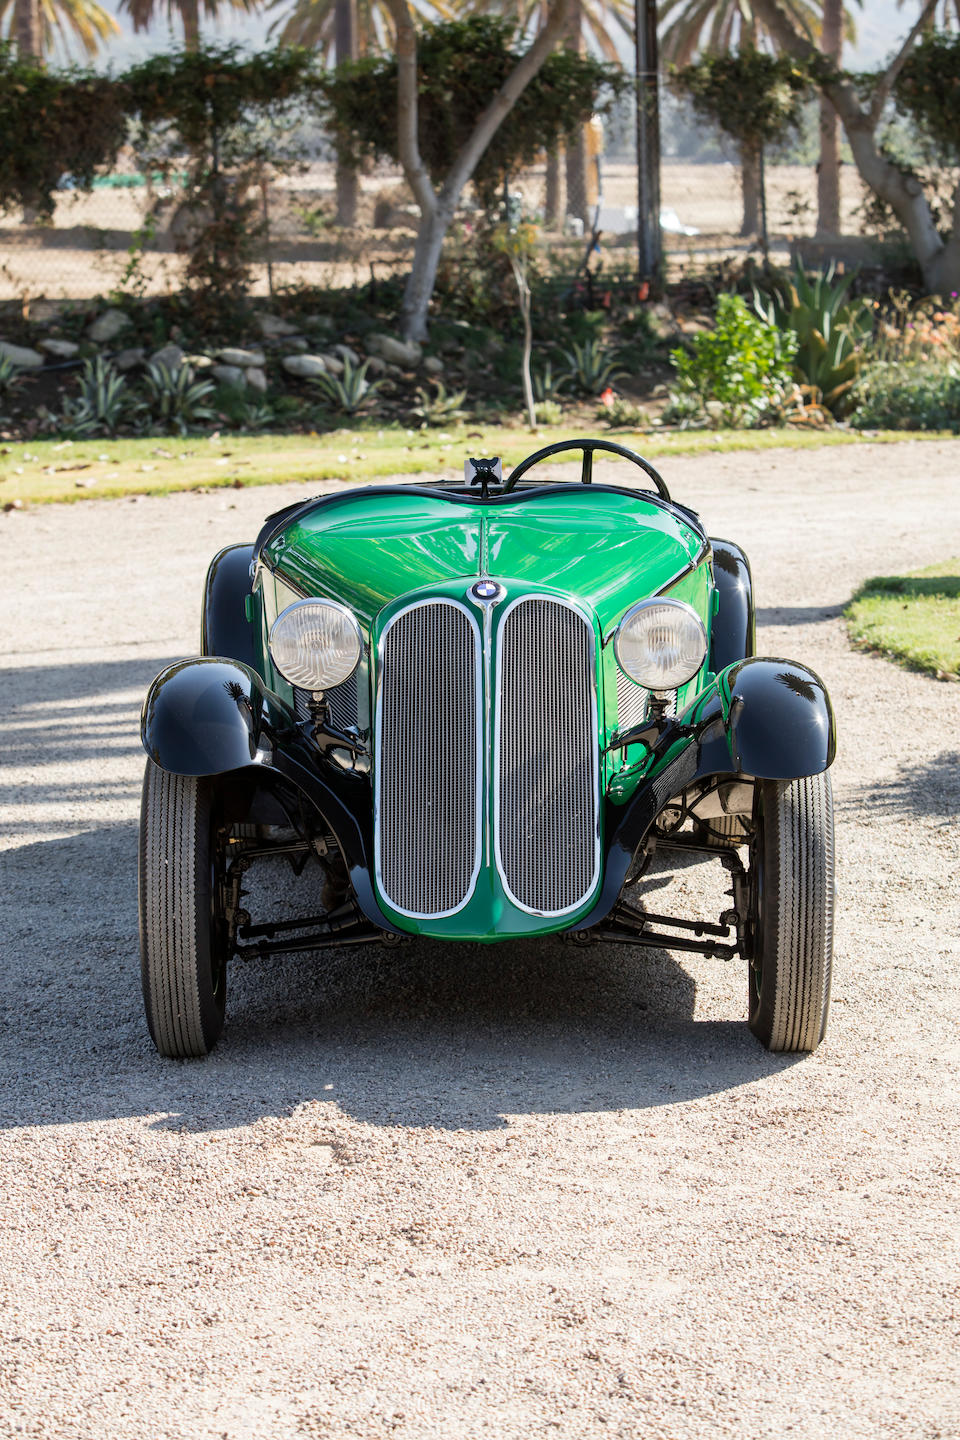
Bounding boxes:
[302,314,334,333]
[184,354,214,370]
[88,309,132,344]
[322,354,345,377]
[332,343,360,366]
[212,364,247,389]
[367,332,422,368]
[113,347,145,373]
[365,356,387,377]
[0,341,43,370]
[39,339,79,359]
[282,354,327,378]
[150,343,185,373]
[254,312,300,339]
[245,366,268,394]
[216,347,265,367]
[284,337,308,353]
[423,356,444,376]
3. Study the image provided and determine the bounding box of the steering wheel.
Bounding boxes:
[500,438,671,501]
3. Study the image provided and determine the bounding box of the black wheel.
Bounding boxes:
[139,760,228,1058]
[747,772,834,1053]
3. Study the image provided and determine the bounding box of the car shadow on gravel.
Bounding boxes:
[838,748,960,824]
[1,828,800,1136]
[755,603,846,627]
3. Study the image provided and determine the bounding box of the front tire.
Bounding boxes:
[748,772,834,1053]
[139,761,228,1058]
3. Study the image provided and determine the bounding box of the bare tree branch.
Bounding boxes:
[441,0,571,205]
[870,0,939,123]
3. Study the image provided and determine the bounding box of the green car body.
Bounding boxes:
[254,483,711,942]
[139,441,837,1058]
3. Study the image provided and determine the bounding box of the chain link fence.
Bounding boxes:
[0,93,869,307]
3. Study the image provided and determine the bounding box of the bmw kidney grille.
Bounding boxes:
[375,601,481,917]
[375,595,599,920]
[496,598,599,915]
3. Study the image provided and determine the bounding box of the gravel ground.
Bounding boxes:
[1,440,959,1440]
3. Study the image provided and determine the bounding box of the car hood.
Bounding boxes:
[263,486,706,632]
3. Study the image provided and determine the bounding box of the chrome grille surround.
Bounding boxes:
[374,599,482,919]
[494,596,600,917]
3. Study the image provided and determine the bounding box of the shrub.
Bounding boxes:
[850,362,960,431]
[670,293,798,427]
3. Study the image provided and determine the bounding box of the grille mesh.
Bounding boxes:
[294,671,359,731]
[616,666,649,731]
[376,603,479,916]
[497,599,597,913]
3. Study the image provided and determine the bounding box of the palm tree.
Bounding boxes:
[897,0,960,25]
[456,0,632,223]
[270,0,437,56]
[119,0,261,51]
[661,0,825,234]
[270,0,442,222]
[3,0,118,60]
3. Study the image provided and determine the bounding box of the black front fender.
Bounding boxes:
[140,657,403,935]
[715,657,835,780]
[581,656,835,930]
[141,657,286,776]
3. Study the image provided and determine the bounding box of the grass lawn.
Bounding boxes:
[846,559,960,680]
[0,422,949,507]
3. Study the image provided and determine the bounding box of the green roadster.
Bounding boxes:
[139,440,836,1059]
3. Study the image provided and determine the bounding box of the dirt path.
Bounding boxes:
[1,440,958,1440]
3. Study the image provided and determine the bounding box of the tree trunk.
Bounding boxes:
[740,138,761,237]
[335,0,359,227]
[181,0,200,50]
[753,0,951,289]
[564,0,589,225]
[386,0,571,341]
[816,0,843,235]
[401,204,455,342]
[14,0,42,60]
[544,148,562,227]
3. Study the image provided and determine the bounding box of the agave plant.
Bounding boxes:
[532,360,567,403]
[409,380,468,427]
[0,354,29,397]
[142,361,216,435]
[58,355,130,436]
[309,357,385,416]
[751,262,874,418]
[558,338,627,397]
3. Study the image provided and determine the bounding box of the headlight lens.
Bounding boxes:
[615,599,707,691]
[269,599,363,691]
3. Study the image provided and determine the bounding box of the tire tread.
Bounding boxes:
[139,762,223,1057]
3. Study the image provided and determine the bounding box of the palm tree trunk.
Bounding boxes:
[14,0,42,60]
[816,0,843,235]
[564,0,589,225]
[335,0,359,227]
[740,137,761,237]
[545,148,562,226]
[181,0,200,51]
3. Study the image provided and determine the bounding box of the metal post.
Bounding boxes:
[634,0,662,288]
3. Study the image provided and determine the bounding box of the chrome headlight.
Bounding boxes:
[269,599,362,691]
[614,598,707,691]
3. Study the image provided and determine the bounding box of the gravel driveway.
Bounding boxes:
[1,440,958,1440]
